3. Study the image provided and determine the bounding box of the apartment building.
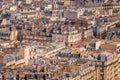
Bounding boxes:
[17,11,41,19]
[0,27,18,41]
[96,52,120,80]
[24,58,97,80]
[3,47,31,69]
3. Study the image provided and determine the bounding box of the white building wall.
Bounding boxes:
[24,48,30,65]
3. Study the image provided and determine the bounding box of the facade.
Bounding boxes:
[0,0,120,80]
[3,47,31,68]
[96,52,120,80]
[0,27,18,41]
[17,11,40,19]
[84,28,93,38]
[52,27,82,46]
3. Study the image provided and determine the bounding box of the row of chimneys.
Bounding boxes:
[31,20,88,33]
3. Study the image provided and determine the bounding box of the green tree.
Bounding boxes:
[101,30,107,39]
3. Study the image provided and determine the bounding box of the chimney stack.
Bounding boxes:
[44,66,46,72]
[37,64,42,73]
[84,20,88,29]
[46,20,49,33]
[75,20,79,30]
[36,21,40,26]
[12,26,17,31]
[46,26,49,33]
[31,24,35,32]
[60,25,64,31]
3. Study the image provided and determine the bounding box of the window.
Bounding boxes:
[15,57,18,61]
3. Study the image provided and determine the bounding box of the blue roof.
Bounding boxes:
[16,26,22,30]
[56,2,64,5]
[40,6,45,10]
[2,13,11,18]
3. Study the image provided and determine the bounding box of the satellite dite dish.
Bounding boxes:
[81,7,86,12]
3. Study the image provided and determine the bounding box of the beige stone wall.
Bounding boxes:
[10,30,18,40]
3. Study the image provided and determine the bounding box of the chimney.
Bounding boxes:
[46,25,49,33]
[75,20,79,30]
[44,65,47,74]
[37,64,42,73]
[31,24,34,32]
[12,26,17,31]
[36,21,40,26]
[60,25,64,31]
[84,20,88,29]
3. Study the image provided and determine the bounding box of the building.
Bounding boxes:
[3,46,31,68]
[96,52,120,80]
[64,10,80,19]
[25,0,32,4]
[0,26,18,41]
[52,26,82,46]
[16,11,40,19]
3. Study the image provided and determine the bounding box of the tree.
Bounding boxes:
[101,30,107,39]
